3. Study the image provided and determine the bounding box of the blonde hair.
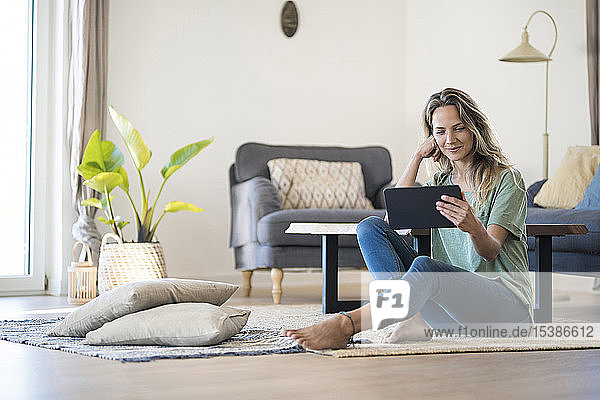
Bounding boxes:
[422,88,514,211]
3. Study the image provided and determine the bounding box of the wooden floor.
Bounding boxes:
[2,280,600,399]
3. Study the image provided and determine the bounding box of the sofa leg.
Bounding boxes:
[242,271,253,297]
[271,268,284,304]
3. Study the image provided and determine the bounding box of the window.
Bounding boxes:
[0,1,33,280]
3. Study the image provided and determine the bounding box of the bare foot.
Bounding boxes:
[283,314,354,350]
[384,313,432,343]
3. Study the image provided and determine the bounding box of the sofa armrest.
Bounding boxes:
[373,186,388,209]
[229,176,281,248]
[373,184,395,209]
[527,179,547,208]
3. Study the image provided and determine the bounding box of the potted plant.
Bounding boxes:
[77,106,213,293]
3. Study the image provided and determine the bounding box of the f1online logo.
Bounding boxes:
[369,280,410,330]
[375,288,405,308]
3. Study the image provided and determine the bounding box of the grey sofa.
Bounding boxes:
[228,142,391,303]
[526,179,600,277]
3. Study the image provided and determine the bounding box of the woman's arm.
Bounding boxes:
[395,136,441,187]
[384,154,422,222]
[436,194,509,261]
[467,223,509,262]
[384,136,441,223]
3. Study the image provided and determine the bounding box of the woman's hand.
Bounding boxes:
[435,192,483,234]
[436,192,509,261]
[396,136,441,188]
[415,135,442,163]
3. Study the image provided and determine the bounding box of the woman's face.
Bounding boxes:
[431,105,474,164]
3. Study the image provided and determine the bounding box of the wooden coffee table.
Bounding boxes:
[285,222,588,323]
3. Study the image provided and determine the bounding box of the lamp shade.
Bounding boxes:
[499,30,551,62]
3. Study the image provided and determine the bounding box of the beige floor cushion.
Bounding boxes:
[49,279,238,337]
[84,303,250,346]
[534,146,600,208]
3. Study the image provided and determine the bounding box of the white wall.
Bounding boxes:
[403,0,589,185]
[107,0,407,278]
[107,0,590,280]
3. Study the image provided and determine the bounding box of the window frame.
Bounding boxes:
[0,0,74,295]
[0,0,40,294]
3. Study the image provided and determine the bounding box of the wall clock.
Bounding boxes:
[281,1,298,37]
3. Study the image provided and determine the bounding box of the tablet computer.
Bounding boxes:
[383,185,462,229]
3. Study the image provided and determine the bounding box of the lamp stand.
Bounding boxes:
[499,10,557,180]
[543,60,550,179]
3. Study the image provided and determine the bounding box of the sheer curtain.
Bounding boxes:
[588,0,599,146]
[586,0,600,291]
[66,0,109,265]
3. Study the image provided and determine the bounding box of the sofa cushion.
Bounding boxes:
[267,158,374,210]
[257,209,386,247]
[533,146,600,208]
[234,243,370,270]
[575,165,600,210]
[234,143,392,201]
[525,207,600,254]
[526,179,546,208]
[528,251,600,275]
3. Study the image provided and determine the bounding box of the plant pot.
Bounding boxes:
[98,233,167,294]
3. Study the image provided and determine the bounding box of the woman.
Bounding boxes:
[284,88,533,350]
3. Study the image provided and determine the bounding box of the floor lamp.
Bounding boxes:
[499,10,558,179]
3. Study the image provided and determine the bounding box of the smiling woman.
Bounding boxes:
[284,88,533,350]
[0,1,32,277]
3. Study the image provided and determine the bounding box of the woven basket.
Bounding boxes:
[98,233,167,294]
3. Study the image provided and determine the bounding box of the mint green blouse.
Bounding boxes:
[427,168,533,319]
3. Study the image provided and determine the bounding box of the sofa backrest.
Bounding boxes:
[233,142,392,201]
[527,179,547,208]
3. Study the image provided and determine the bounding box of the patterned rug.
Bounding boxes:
[2,304,600,361]
[313,335,600,358]
[0,305,317,362]
[298,307,600,358]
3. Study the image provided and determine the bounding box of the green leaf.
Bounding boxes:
[97,216,112,225]
[164,201,205,213]
[161,138,214,179]
[101,140,124,172]
[140,206,154,242]
[116,221,130,230]
[117,167,129,192]
[108,106,152,170]
[83,172,123,194]
[78,130,124,180]
[80,130,105,174]
[100,195,115,211]
[98,216,127,227]
[77,162,103,181]
[81,198,103,209]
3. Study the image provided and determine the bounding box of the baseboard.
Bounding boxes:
[0,290,46,297]
[46,278,63,296]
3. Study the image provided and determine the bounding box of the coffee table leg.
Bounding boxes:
[412,235,431,256]
[321,234,362,314]
[322,234,338,314]
[533,236,553,323]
